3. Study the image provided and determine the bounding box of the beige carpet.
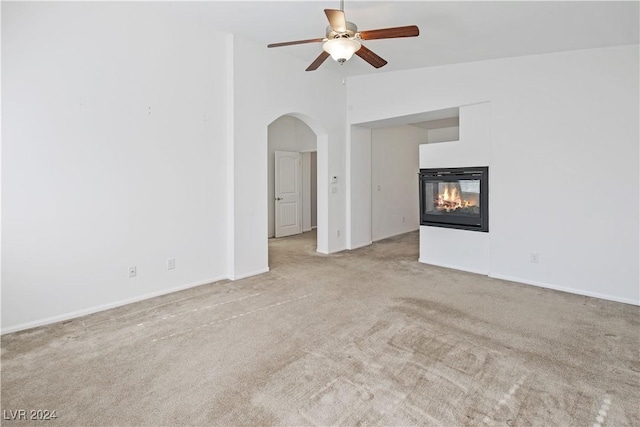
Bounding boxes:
[2,230,639,426]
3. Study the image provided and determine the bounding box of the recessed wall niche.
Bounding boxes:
[408,110,459,143]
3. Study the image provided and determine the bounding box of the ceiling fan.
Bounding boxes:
[267,3,419,71]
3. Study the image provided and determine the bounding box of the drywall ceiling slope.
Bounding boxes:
[173,1,639,76]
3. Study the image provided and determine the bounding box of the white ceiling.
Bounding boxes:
[173,0,639,77]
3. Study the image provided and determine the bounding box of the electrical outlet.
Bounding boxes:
[402,216,406,223]
[531,253,539,263]
[168,258,176,270]
[128,266,137,278]
[337,229,340,237]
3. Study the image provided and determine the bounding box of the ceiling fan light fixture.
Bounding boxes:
[323,38,361,63]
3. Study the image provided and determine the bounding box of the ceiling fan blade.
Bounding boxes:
[359,25,419,40]
[268,38,325,48]
[306,51,330,71]
[355,44,388,69]
[325,9,347,32]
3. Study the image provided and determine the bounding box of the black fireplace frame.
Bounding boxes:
[419,166,489,232]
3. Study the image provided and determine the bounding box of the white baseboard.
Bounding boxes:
[229,267,270,281]
[373,228,420,242]
[1,276,228,335]
[416,260,638,306]
[348,241,372,250]
[489,273,640,306]
[418,258,489,276]
[316,246,347,255]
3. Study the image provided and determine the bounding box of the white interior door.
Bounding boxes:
[275,151,302,238]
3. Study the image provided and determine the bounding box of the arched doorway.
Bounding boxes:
[267,113,329,258]
[267,115,317,239]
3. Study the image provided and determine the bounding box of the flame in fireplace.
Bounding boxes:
[442,186,458,203]
[436,183,476,212]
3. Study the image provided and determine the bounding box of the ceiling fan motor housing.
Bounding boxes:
[325,21,359,39]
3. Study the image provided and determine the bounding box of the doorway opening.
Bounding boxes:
[268,115,318,248]
[348,108,460,249]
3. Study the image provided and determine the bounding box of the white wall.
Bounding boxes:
[310,152,317,228]
[428,126,459,143]
[267,116,316,238]
[347,126,372,249]
[2,2,349,332]
[302,152,318,231]
[302,152,312,232]
[2,2,231,331]
[348,46,640,305]
[371,125,426,241]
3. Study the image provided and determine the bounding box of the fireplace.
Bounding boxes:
[419,167,489,232]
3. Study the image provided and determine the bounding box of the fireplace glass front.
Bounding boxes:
[419,167,488,232]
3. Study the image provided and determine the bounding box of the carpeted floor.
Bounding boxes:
[1,230,639,426]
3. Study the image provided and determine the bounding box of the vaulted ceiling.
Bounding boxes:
[175,1,639,76]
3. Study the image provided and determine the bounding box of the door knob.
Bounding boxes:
[276,197,282,201]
